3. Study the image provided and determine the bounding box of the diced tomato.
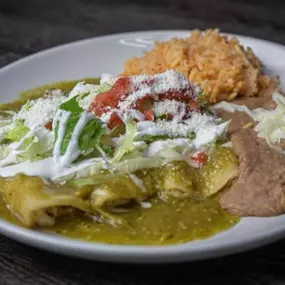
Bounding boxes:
[141,78,156,85]
[167,113,173,120]
[159,88,195,103]
[144,110,155,121]
[88,74,200,130]
[89,77,131,116]
[108,113,123,129]
[45,121,53,130]
[191,152,209,167]
[188,100,200,112]
[136,96,153,112]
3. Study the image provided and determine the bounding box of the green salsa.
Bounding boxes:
[51,197,238,245]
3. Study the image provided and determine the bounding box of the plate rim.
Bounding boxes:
[0,29,285,263]
[1,29,284,76]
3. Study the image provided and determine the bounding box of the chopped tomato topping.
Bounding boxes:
[188,100,200,112]
[135,96,153,112]
[167,113,173,120]
[144,110,155,121]
[191,152,208,167]
[88,74,200,129]
[89,77,131,116]
[108,113,123,129]
[45,121,53,130]
[159,89,195,103]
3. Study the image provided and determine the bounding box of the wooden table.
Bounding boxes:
[1,0,285,284]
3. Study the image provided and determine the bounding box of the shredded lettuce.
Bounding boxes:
[4,102,35,143]
[1,126,54,164]
[22,100,32,111]
[135,134,169,143]
[0,111,15,143]
[71,156,165,186]
[76,81,113,110]
[17,129,54,162]
[112,121,145,162]
[111,157,164,173]
[135,130,197,143]
[135,132,196,142]
[79,118,105,154]
[71,173,117,187]
[0,104,55,163]
[97,82,112,94]
[253,93,285,153]
[6,121,29,142]
[0,144,10,160]
[0,110,15,127]
[212,92,285,153]
[54,156,165,185]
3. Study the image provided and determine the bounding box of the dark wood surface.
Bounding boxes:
[1,0,285,284]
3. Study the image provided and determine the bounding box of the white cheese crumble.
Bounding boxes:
[15,94,66,129]
[194,84,202,96]
[153,100,187,121]
[100,73,117,85]
[100,110,114,124]
[68,82,98,99]
[136,113,222,137]
[131,69,190,91]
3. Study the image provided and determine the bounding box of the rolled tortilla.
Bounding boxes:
[0,175,90,227]
[89,174,155,211]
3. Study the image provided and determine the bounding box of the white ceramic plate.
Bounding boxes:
[0,30,285,263]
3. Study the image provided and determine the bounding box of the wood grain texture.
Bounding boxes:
[1,0,285,284]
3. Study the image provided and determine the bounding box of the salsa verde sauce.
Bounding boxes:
[0,78,239,245]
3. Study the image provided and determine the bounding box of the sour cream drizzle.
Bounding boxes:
[0,157,106,181]
[0,110,100,179]
[53,110,71,163]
